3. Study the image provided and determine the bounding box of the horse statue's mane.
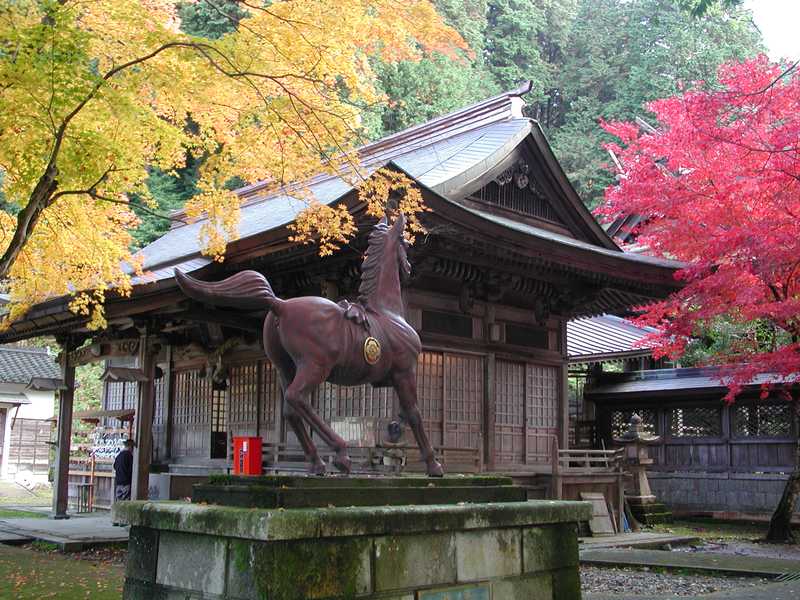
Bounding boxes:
[358,218,393,302]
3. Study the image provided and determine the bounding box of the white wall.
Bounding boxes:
[0,405,11,480]
[0,383,56,481]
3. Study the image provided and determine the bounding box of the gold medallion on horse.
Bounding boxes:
[363,336,381,365]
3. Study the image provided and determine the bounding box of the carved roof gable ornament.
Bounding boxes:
[493,160,547,201]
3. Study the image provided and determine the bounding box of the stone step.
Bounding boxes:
[0,529,33,545]
[580,548,800,577]
[192,483,527,509]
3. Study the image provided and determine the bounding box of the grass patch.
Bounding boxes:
[0,508,47,519]
[30,540,59,553]
[649,518,769,541]
[0,543,124,599]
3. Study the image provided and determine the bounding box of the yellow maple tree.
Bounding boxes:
[0,0,463,328]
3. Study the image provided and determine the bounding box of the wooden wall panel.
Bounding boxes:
[443,353,483,451]
[525,364,559,464]
[228,362,259,440]
[494,360,525,465]
[260,361,280,440]
[171,370,211,458]
[7,418,51,475]
[416,351,444,447]
[152,377,167,462]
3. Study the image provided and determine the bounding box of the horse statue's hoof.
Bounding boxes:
[333,452,352,474]
[426,460,444,478]
[309,460,327,476]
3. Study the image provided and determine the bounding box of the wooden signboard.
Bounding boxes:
[68,339,139,367]
[580,492,616,536]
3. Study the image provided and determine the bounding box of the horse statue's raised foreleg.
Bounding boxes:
[393,370,444,477]
[283,365,353,475]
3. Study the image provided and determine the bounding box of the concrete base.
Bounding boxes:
[114,499,591,600]
[0,514,129,550]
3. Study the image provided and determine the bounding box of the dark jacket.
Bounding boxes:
[113,448,133,486]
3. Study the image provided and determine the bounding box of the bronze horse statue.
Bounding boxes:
[175,214,444,477]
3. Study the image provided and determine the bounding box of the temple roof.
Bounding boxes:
[1,84,682,342]
[134,81,629,283]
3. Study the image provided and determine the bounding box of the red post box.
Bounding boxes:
[233,436,263,475]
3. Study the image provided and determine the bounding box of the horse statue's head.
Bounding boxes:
[358,212,411,308]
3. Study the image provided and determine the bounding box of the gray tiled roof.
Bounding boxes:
[0,346,60,384]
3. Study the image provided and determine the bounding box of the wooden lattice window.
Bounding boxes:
[104,381,126,411]
[495,361,525,427]
[153,378,166,426]
[171,369,212,457]
[526,365,558,429]
[318,382,394,421]
[670,407,721,438]
[733,403,792,438]
[261,361,279,433]
[416,352,444,446]
[611,409,657,438]
[229,363,258,425]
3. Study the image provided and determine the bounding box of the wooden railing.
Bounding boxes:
[552,442,625,476]
[550,437,627,534]
[260,442,482,475]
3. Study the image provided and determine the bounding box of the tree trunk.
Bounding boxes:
[766,406,800,543]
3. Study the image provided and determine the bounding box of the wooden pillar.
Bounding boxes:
[163,345,174,461]
[52,346,76,519]
[132,338,157,500]
[484,353,496,471]
[559,319,570,450]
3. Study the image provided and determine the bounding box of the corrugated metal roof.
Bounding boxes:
[567,315,657,361]
[0,346,60,385]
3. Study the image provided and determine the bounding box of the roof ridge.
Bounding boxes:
[224,81,533,203]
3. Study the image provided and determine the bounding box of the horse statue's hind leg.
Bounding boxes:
[283,364,353,474]
[393,369,444,477]
[274,367,326,475]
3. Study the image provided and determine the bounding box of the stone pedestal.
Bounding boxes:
[114,476,590,600]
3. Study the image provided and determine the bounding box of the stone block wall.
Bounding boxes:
[649,472,800,516]
[116,500,590,600]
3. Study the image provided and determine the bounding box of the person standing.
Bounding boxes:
[113,439,135,502]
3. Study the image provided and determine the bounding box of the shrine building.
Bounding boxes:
[0,83,681,515]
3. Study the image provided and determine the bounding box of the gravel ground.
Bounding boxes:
[581,565,770,597]
[676,540,800,561]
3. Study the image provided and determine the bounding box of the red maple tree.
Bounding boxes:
[598,55,800,541]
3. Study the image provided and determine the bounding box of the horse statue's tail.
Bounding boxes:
[174,270,283,312]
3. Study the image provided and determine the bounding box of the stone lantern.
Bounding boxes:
[614,414,672,525]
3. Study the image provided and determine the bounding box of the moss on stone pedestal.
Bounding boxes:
[232,537,370,600]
